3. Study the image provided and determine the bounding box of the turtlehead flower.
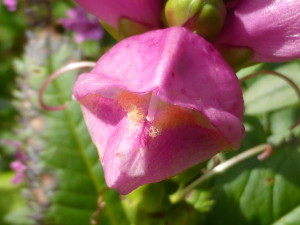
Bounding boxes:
[73,0,163,39]
[59,7,104,43]
[73,27,244,194]
[216,0,300,62]
[2,0,17,11]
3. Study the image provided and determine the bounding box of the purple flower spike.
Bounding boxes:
[59,7,104,43]
[73,0,163,29]
[216,0,300,62]
[73,27,244,194]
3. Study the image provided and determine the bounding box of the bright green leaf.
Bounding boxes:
[205,143,300,225]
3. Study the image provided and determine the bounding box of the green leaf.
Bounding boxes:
[243,60,300,115]
[242,116,268,149]
[272,206,300,225]
[237,63,263,80]
[267,107,300,145]
[0,172,33,225]
[204,143,300,225]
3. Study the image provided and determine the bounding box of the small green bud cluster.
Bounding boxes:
[165,0,226,40]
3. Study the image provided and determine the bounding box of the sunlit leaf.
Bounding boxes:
[0,172,33,225]
[204,143,300,225]
[243,60,300,115]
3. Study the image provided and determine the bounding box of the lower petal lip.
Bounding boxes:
[103,112,230,194]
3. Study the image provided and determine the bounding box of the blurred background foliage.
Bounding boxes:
[0,2,25,142]
[0,1,299,225]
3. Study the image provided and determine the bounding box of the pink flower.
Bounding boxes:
[73,27,244,194]
[1,139,27,184]
[10,161,27,184]
[59,7,104,43]
[216,0,300,62]
[73,0,163,35]
[2,0,17,11]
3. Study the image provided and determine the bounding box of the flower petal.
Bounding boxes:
[104,117,228,194]
[79,93,125,157]
[73,0,162,29]
[216,0,300,62]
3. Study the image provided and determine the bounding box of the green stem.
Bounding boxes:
[39,61,96,111]
[170,144,272,203]
[291,118,300,129]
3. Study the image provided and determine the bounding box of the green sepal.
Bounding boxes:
[216,44,254,70]
[100,20,119,40]
[101,17,152,41]
[118,17,152,40]
[165,0,226,39]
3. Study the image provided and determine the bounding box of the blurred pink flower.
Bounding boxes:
[1,139,27,184]
[73,27,244,194]
[216,0,300,62]
[1,139,20,150]
[10,161,27,184]
[2,0,17,11]
[59,6,104,43]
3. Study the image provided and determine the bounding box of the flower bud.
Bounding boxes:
[165,0,226,40]
[73,0,163,39]
[216,0,300,62]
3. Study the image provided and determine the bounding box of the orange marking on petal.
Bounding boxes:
[116,91,150,123]
[116,91,149,111]
[150,105,216,137]
[154,105,198,131]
